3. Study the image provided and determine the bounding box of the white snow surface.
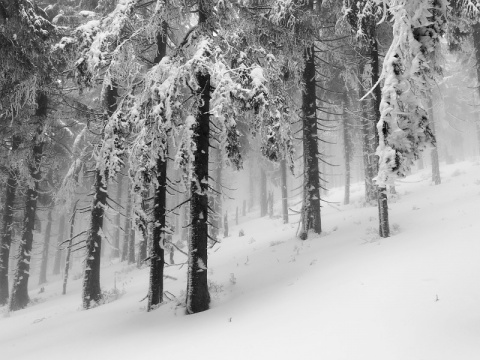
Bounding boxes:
[2,160,480,359]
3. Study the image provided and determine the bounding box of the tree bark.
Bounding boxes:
[82,83,116,308]
[301,45,321,236]
[0,136,20,305]
[280,159,288,224]
[427,97,441,185]
[63,201,78,295]
[38,209,53,285]
[122,182,132,262]
[260,168,268,217]
[342,95,353,205]
[9,94,45,311]
[52,213,66,275]
[147,20,168,310]
[111,172,122,258]
[186,3,212,313]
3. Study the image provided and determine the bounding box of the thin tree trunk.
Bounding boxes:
[426,96,441,184]
[9,94,46,311]
[301,45,321,236]
[112,172,123,258]
[0,136,20,305]
[147,21,168,311]
[186,2,211,313]
[280,159,288,224]
[211,149,222,240]
[224,212,229,238]
[39,209,53,285]
[82,83,116,308]
[122,183,132,262]
[128,221,135,264]
[260,168,268,217]
[248,159,255,212]
[370,24,389,238]
[63,201,78,295]
[52,214,66,275]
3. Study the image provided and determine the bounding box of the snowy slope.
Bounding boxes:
[2,160,480,360]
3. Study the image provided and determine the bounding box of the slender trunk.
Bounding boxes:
[342,95,352,205]
[268,191,273,218]
[82,169,107,308]
[242,199,246,217]
[211,149,222,240]
[63,201,78,295]
[248,160,254,211]
[426,97,441,184]
[82,83,116,308]
[235,207,239,226]
[38,209,53,285]
[122,184,132,262]
[301,45,321,236]
[147,21,168,310]
[280,159,288,224]
[0,136,20,305]
[137,188,149,268]
[52,214,66,275]
[112,172,123,258]
[370,25,389,238]
[260,168,268,217]
[223,212,229,238]
[186,4,211,312]
[9,94,46,311]
[472,23,480,155]
[128,225,135,264]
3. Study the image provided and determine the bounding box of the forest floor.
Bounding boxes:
[2,159,480,360]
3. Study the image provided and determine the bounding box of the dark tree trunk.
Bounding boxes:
[0,136,20,305]
[9,94,46,311]
[280,159,288,224]
[301,45,321,236]
[63,201,78,295]
[260,168,268,217]
[112,172,123,258]
[378,186,390,237]
[52,213,66,275]
[370,24,389,238]
[186,4,212,312]
[82,169,107,308]
[38,209,53,285]
[122,183,132,262]
[82,83,116,308]
[147,20,168,311]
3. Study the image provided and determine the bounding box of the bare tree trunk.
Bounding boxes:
[52,214,66,275]
[63,201,78,295]
[147,20,168,310]
[112,172,123,258]
[223,212,229,238]
[260,168,268,217]
[82,83,116,309]
[280,159,288,224]
[0,136,20,305]
[370,24,389,238]
[248,160,254,212]
[9,94,46,311]
[122,183,132,262]
[39,209,53,285]
[342,95,353,205]
[186,2,211,314]
[301,45,321,237]
[211,149,222,240]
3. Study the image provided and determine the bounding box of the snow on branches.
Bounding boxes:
[374,0,447,186]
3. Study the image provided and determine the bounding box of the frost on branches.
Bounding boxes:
[374,0,447,186]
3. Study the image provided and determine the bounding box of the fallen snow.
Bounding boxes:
[1,160,480,360]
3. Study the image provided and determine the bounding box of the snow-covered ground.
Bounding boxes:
[2,159,480,360]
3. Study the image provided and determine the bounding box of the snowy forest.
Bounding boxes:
[1,0,480,359]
